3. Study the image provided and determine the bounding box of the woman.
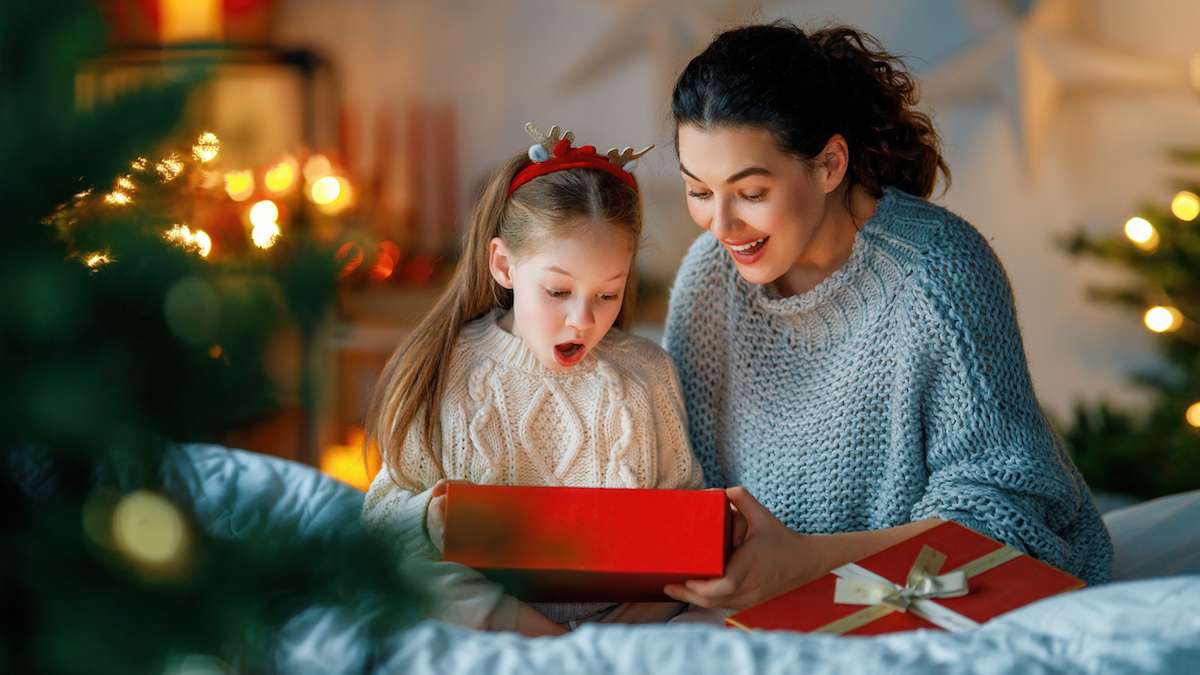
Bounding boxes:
[661,22,1111,613]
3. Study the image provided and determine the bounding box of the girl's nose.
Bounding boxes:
[565,301,595,331]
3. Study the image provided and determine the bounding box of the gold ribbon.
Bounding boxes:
[833,546,968,611]
[814,544,1023,635]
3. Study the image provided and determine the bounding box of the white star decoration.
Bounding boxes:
[921,0,1190,173]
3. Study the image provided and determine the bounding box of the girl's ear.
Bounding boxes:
[816,133,850,195]
[489,237,515,289]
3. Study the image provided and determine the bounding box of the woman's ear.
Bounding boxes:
[489,237,515,289]
[816,134,850,194]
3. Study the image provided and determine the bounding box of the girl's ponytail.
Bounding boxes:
[365,154,527,490]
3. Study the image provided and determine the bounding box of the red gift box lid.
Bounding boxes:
[727,521,1085,635]
[443,484,732,602]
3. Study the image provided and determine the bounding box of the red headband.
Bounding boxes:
[509,138,639,196]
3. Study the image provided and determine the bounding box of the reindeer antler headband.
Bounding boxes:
[508,123,654,196]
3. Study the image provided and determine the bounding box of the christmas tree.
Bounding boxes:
[1,3,423,673]
[1060,157,1200,500]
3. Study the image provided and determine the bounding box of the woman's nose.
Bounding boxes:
[709,199,737,239]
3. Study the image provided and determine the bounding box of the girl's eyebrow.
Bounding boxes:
[679,163,773,184]
[546,265,626,281]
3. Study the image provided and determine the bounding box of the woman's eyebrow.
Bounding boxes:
[679,163,773,184]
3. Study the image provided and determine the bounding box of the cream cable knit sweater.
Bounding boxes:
[362,310,702,628]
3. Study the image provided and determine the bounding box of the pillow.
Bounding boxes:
[159,443,365,542]
[1102,490,1200,581]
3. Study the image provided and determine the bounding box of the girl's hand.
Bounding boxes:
[663,486,820,610]
[426,478,468,554]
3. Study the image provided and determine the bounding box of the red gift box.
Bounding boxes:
[726,521,1085,635]
[443,484,732,602]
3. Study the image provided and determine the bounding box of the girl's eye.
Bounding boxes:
[546,289,570,299]
[599,293,620,302]
[687,190,711,200]
[742,191,766,202]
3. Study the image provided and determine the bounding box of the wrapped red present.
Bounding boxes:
[443,484,732,602]
[726,521,1085,635]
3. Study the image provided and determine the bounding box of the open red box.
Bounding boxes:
[443,484,732,602]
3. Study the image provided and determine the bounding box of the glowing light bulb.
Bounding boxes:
[310,175,342,205]
[264,158,297,193]
[303,153,332,182]
[1171,191,1200,222]
[1123,217,1160,252]
[85,252,113,269]
[112,490,189,574]
[192,131,220,163]
[251,221,281,249]
[224,170,255,201]
[248,200,279,229]
[103,191,132,206]
[164,224,212,258]
[193,229,212,258]
[1187,401,1200,428]
[157,154,184,182]
[1144,306,1183,333]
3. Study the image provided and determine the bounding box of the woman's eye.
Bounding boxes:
[599,293,620,302]
[545,289,570,299]
[742,191,766,202]
[687,190,711,200]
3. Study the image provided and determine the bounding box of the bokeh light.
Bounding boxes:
[192,131,220,163]
[1171,191,1200,222]
[224,170,255,202]
[111,490,190,574]
[1123,217,1159,252]
[1144,306,1183,334]
[264,157,298,193]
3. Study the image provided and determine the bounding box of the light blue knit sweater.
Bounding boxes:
[663,187,1112,585]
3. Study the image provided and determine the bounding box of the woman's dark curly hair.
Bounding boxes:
[672,22,949,199]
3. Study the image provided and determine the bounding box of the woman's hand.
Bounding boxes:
[663,486,822,610]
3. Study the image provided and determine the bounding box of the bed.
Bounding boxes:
[162,444,1200,675]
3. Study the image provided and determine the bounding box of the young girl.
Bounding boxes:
[361,124,702,636]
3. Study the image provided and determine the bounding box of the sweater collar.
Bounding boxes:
[460,309,602,376]
[740,186,907,348]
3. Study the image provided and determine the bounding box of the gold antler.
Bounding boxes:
[605,145,655,169]
[525,123,575,155]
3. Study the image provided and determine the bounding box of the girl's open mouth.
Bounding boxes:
[554,341,586,367]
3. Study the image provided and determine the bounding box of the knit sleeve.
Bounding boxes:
[361,405,510,629]
[648,347,703,490]
[910,221,1112,585]
[663,234,729,489]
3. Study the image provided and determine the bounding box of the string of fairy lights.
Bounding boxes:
[1120,189,1200,429]
[69,130,354,269]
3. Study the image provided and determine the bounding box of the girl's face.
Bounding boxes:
[489,224,633,371]
[676,123,842,288]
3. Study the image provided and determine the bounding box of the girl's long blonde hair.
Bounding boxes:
[365,152,643,489]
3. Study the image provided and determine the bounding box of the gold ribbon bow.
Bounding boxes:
[834,546,968,611]
[815,543,1024,634]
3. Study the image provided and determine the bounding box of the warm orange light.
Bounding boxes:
[1171,191,1200,222]
[264,158,298,194]
[1144,306,1184,334]
[224,170,255,201]
[192,131,220,163]
[303,153,332,182]
[320,428,382,491]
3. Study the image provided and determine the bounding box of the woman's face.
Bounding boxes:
[677,123,834,287]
